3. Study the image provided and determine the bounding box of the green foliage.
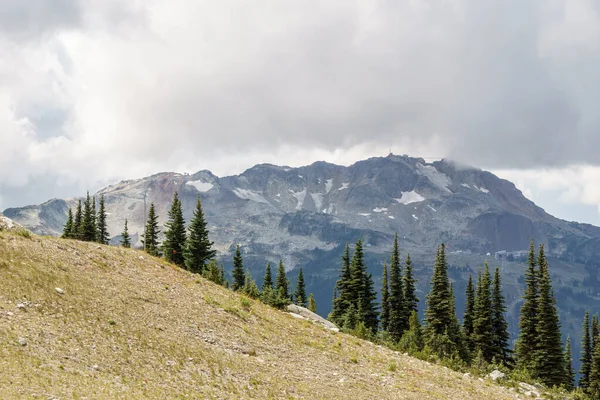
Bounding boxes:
[243,270,261,299]
[231,245,245,291]
[352,321,371,340]
[120,219,131,248]
[202,259,224,286]
[342,303,359,331]
[473,263,493,362]
[261,262,273,292]
[275,259,289,299]
[580,310,592,390]
[463,274,475,352]
[260,285,289,309]
[564,336,574,391]
[491,267,511,365]
[308,293,316,313]
[398,311,424,353]
[388,234,407,341]
[80,191,97,242]
[593,314,599,351]
[73,200,82,240]
[163,192,186,266]
[96,194,109,245]
[330,243,352,326]
[294,268,307,307]
[515,239,539,370]
[62,208,73,239]
[142,202,160,256]
[589,337,600,398]
[403,253,418,315]
[380,262,390,332]
[183,197,216,273]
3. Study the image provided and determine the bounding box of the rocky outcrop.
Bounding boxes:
[286,304,339,332]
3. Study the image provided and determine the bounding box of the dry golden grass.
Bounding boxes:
[0,232,518,399]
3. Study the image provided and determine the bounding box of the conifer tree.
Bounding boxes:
[399,310,424,352]
[73,200,82,239]
[403,253,418,315]
[91,196,97,241]
[380,262,390,332]
[424,244,453,344]
[275,259,289,299]
[163,192,187,266]
[388,234,407,341]
[80,191,96,242]
[463,274,476,352]
[120,219,131,248]
[448,282,469,362]
[142,202,160,256]
[359,272,379,333]
[491,267,510,365]
[243,269,261,299]
[515,239,539,369]
[533,244,564,387]
[96,194,109,245]
[330,243,352,325]
[294,268,307,307]
[564,336,574,391]
[590,339,600,398]
[184,197,216,272]
[262,262,273,292]
[308,293,317,313]
[580,310,592,390]
[62,208,73,239]
[202,259,224,286]
[232,245,245,291]
[593,315,599,351]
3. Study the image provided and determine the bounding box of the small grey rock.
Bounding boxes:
[55,288,65,295]
[18,338,27,346]
[92,364,99,371]
[16,303,26,310]
[487,369,506,381]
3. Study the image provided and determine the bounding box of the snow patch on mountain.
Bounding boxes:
[233,188,269,204]
[325,179,333,193]
[373,207,388,213]
[417,163,451,192]
[358,213,370,217]
[461,183,470,188]
[412,214,419,220]
[310,193,324,211]
[338,182,349,191]
[427,205,437,212]
[291,188,307,210]
[186,180,214,192]
[395,191,425,205]
[474,186,489,193]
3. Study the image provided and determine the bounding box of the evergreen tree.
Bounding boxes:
[590,338,600,398]
[564,336,574,391]
[262,262,273,292]
[275,259,289,299]
[448,282,469,362]
[308,293,317,313]
[62,208,73,238]
[96,194,109,245]
[424,244,453,349]
[184,197,216,272]
[91,196,97,241]
[202,259,224,286]
[120,219,131,248]
[463,274,476,352]
[232,245,245,291]
[359,272,379,333]
[580,310,592,390]
[80,191,96,242]
[403,253,418,315]
[330,243,352,325]
[243,269,261,299]
[163,192,187,266]
[142,202,160,256]
[533,244,564,387]
[294,268,307,307]
[380,262,390,332]
[73,200,82,240]
[388,234,407,341]
[491,267,510,365]
[515,239,539,369]
[593,315,599,352]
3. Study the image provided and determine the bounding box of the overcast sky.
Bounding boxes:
[1,0,599,224]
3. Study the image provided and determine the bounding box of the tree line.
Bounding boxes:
[62,191,109,244]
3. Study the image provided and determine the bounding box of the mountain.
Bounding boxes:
[5,154,600,369]
[0,230,520,399]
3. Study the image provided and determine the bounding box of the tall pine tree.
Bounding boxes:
[564,336,574,391]
[403,253,418,315]
[359,271,379,333]
[142,202,160,256]
[80,191,96,242]
[232,245,245,291]
[275,259,289,299]
[533,244,564,387]
[580,310,592,390]
[163,192,187,266]
[96,194,109,245]
[463,274,476,352]
[294,268,307,307]
[262,262,273,292]
[388,234,407,341]
[590,338,600,398]
[424,244,452,341]
[308,293,317,313]
[62,208,73,239]
[91,196,97,241]
[515,239,539,369]
[120,219,131,248]
[330,243,352,325]
[491,267,510,365]
[593,315,599,352]
[73,200,82,240]
[380,262,390,332]
[184,197,216,272]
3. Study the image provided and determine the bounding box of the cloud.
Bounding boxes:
[0,0,599,218]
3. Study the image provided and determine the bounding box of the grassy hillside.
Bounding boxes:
[0,231,519,399]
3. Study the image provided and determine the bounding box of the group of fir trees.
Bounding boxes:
[329,239,379,333]
[514,240,568,388]
[462,263,511,366]
[579,311,600,396]
[140,193,216,273]
[62,192,110,245]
